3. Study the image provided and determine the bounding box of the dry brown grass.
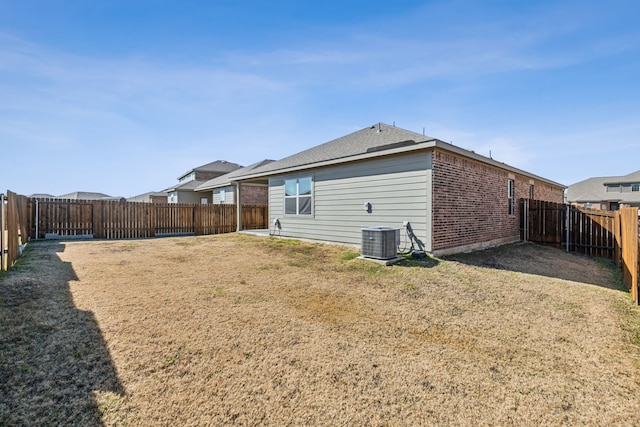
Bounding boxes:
[1,234,640,426]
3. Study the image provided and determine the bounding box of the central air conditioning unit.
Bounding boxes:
[361,226,400,260]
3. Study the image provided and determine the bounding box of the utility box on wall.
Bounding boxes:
[361,226,399,260]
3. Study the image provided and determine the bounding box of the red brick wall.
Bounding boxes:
[431,149,564,252]
[240,185,268,205]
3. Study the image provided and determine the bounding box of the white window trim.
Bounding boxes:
[284,176,313,216]
[508,179,515,216]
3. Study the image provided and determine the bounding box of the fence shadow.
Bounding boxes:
[444,242,625,291]
[0,241,125,425]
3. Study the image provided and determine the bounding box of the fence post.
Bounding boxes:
[565,204,570,253]
[0,192,5,271]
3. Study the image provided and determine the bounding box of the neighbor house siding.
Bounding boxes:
[213,186,235,204]
[268,152,432,250]
[431,149,564,254]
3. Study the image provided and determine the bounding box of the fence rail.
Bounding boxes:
[521,199,639,304]
[1,190,268,271]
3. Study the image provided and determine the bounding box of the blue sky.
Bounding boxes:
[1,0,639,197]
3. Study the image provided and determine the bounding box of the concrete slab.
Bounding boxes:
[357,256,404,266]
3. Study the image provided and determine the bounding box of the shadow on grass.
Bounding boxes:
[443,242,625,291]
[394,253,440,268]
[0,241,125,426]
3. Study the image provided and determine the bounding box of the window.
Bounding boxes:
[529,184,534,200]
[219,189,225,203]
[285,177,312,215]
[508,179,515,216]
[633,184,640,192]
[179,172,195,183]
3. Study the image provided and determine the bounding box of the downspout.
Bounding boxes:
[235,182,242,232]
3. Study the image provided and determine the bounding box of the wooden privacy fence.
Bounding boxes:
[521,199,639,304]
[1,191,31,271]
[31,198,268,240]
[2,191,268,271]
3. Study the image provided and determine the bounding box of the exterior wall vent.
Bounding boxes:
[361,227,399,259]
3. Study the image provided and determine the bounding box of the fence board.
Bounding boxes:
[1,191,30,271]
[619,208,639,303]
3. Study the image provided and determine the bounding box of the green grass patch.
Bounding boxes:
[339,251,360,262]
[612,297,640,347]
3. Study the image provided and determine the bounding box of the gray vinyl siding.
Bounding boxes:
[213,186,235,204]
[268,151,432,251]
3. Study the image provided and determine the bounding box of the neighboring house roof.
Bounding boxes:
[127,191,168,202]
[177,160,243,181]
[163,180,206,193]
[195,159,275,191]
[567,169,640,203]
[57,191,115,200]
[29,193,56,198]
[236,122,565,188]
[602,170,640,185]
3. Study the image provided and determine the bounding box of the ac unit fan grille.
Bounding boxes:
[361,227,399,259]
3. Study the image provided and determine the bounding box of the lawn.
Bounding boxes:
[1,234,639,426]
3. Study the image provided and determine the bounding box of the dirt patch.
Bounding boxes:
[1,236,640,426]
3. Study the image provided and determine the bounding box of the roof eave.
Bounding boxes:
[195,181,232,192]
[432,141,566,188]
[234,140,438,181]
[235,139,565,189]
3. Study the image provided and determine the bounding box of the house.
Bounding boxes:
[567,170,640,210]
[29,193,56,199]
[127,191,169,204]
[56,191,121,200]
[163,160,242,204]
[233,122,564,256]
[195,160,274,205]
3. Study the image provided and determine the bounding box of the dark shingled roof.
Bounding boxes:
[243,123,434,176]
[567,169,640,203]
[177,160,242,180]
[163,180,205,192]
[56,191,114,200]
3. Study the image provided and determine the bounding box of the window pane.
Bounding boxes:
[298,177,312,195]
[285,198,297,214]
[285,180,297,196]
[299,196,312,215]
